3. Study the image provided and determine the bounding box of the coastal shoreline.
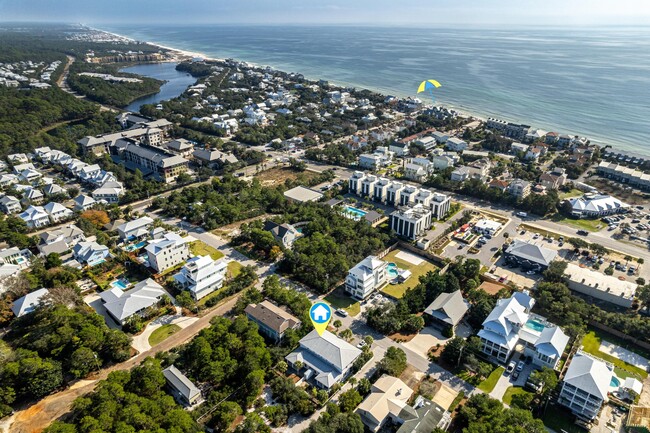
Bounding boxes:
[93,26,641,156]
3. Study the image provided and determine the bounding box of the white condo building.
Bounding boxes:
[174,255,227,300]
[145,232,190,273]
[431,192,451,219]
[390,203,432,240]
[345,256,388,299]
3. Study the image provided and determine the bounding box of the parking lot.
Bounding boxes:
[598,209,650,247]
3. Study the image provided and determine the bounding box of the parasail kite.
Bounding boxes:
[417,79,442,104]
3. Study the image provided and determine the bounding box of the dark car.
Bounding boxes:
[577,230,589,236]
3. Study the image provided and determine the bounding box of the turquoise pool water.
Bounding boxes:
[525,318,545,333]
[110,279,129,290]
[345,206,367,220]
[610,377,621,387]
[387,262,399,278]
[125,241,147,252]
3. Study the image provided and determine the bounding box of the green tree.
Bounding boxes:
[44,253,63,269]
[176,291,195,309]
[69,347,101,379]
[378,347,407,376]
[338,389,362,413]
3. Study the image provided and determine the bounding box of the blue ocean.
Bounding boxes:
[103,24,650,156]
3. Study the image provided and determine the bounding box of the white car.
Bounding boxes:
[335,309,349,317]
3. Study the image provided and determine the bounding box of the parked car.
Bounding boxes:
[357,340,367,349]
[516,361,525,372]
[335,309,349,317]
[577,230,589,236]
[506,361,516,374]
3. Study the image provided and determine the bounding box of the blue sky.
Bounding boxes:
[1,0,649,26]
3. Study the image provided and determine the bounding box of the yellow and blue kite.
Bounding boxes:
[417,79,442,104]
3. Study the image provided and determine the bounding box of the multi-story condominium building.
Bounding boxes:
[564,263,637,308]
[505,123,532,141]
[360,174,379,197]
[597,161,650,192]
[398,185,419,207]
[372,178,392,202]
[245,300,301,342]
[558,352,612,420]
[486,117,508,132]
[113,140,189,183]
[145,232,190,273]
[390,203,432,240]
[477,292,569,369]
[78,126,165,155]
[348,171,367,195]
[413,188,433,207]
[431,192,451,219]
[174,255,227,300]
[508,179,532,199]
[345,255,388,299]
[445,137,468,152]
[386,182,405,207]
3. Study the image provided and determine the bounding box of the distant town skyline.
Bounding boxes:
[2,0,650,26]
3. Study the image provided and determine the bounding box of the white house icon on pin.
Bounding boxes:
[311,304,329,322]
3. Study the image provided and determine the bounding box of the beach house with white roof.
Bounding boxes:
[174,255,227,300]
[99,278,167,326]
[477,292,569,368]
[117,216,154,240]
[44,202,73,223]
[19,205,49,228]
[558,352,612,420]
[285,330,362,390]
[146,231,190,273]
[12,288,49,317]
[345,256,388,299]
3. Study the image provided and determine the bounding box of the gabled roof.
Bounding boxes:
[298,330,362,372]
[534,326,569,358]
[424,290,468,326]
[356,375,413,428]
[162,365,200,402]
[245,300,301,334]
[569,194,629,214]
[117,216,154,235]
[100,278,166,322]
[505,240,557,267]
[12,288,49,317]
[563,352,612,400]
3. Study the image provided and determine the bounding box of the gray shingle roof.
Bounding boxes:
[505,240,557,267]
[424,290,469,326]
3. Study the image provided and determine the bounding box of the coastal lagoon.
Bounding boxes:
[121,62,196,113]
[107,25,650,156]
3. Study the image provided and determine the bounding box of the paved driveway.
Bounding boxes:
[403,326,450,358]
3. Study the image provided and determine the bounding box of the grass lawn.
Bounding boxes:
[380,249,438,299]
[324,289,361,317]
[502,386,532,406]
[551,214,604,232]
[542,405,587,433]
[581,331,648,379]
[477,366,505,393]
[190,240,225,260]
[559,189,584,200]
[227,261,243,278]
[148,324,180,346]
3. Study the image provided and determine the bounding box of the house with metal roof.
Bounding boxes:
[162,365,202,407]
[424,290,469,331]
[99,278,166,325]
[263,220,300,249]
[503,239,557,271]
[567,194,629,218]
[477,291,569,368]
[0,195,21,214]
[285,330,362,389]
[558,352,612,420]
[73,194,97,212]
[174,255,227,300]
[245,300,301,342]
[73,241,110,266]
[345,256,388,299]
[19,205,50,228]
[116,216,154,240]
[44,202,73,223]
[12,288,49,317]
[145,231,190,273]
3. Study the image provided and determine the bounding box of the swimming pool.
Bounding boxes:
[610,376,621,387]
[344,206,367,220]
[525,318,546,333]
[110,279,129,290]
[387,262,399,278]
[125,241,147,252]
